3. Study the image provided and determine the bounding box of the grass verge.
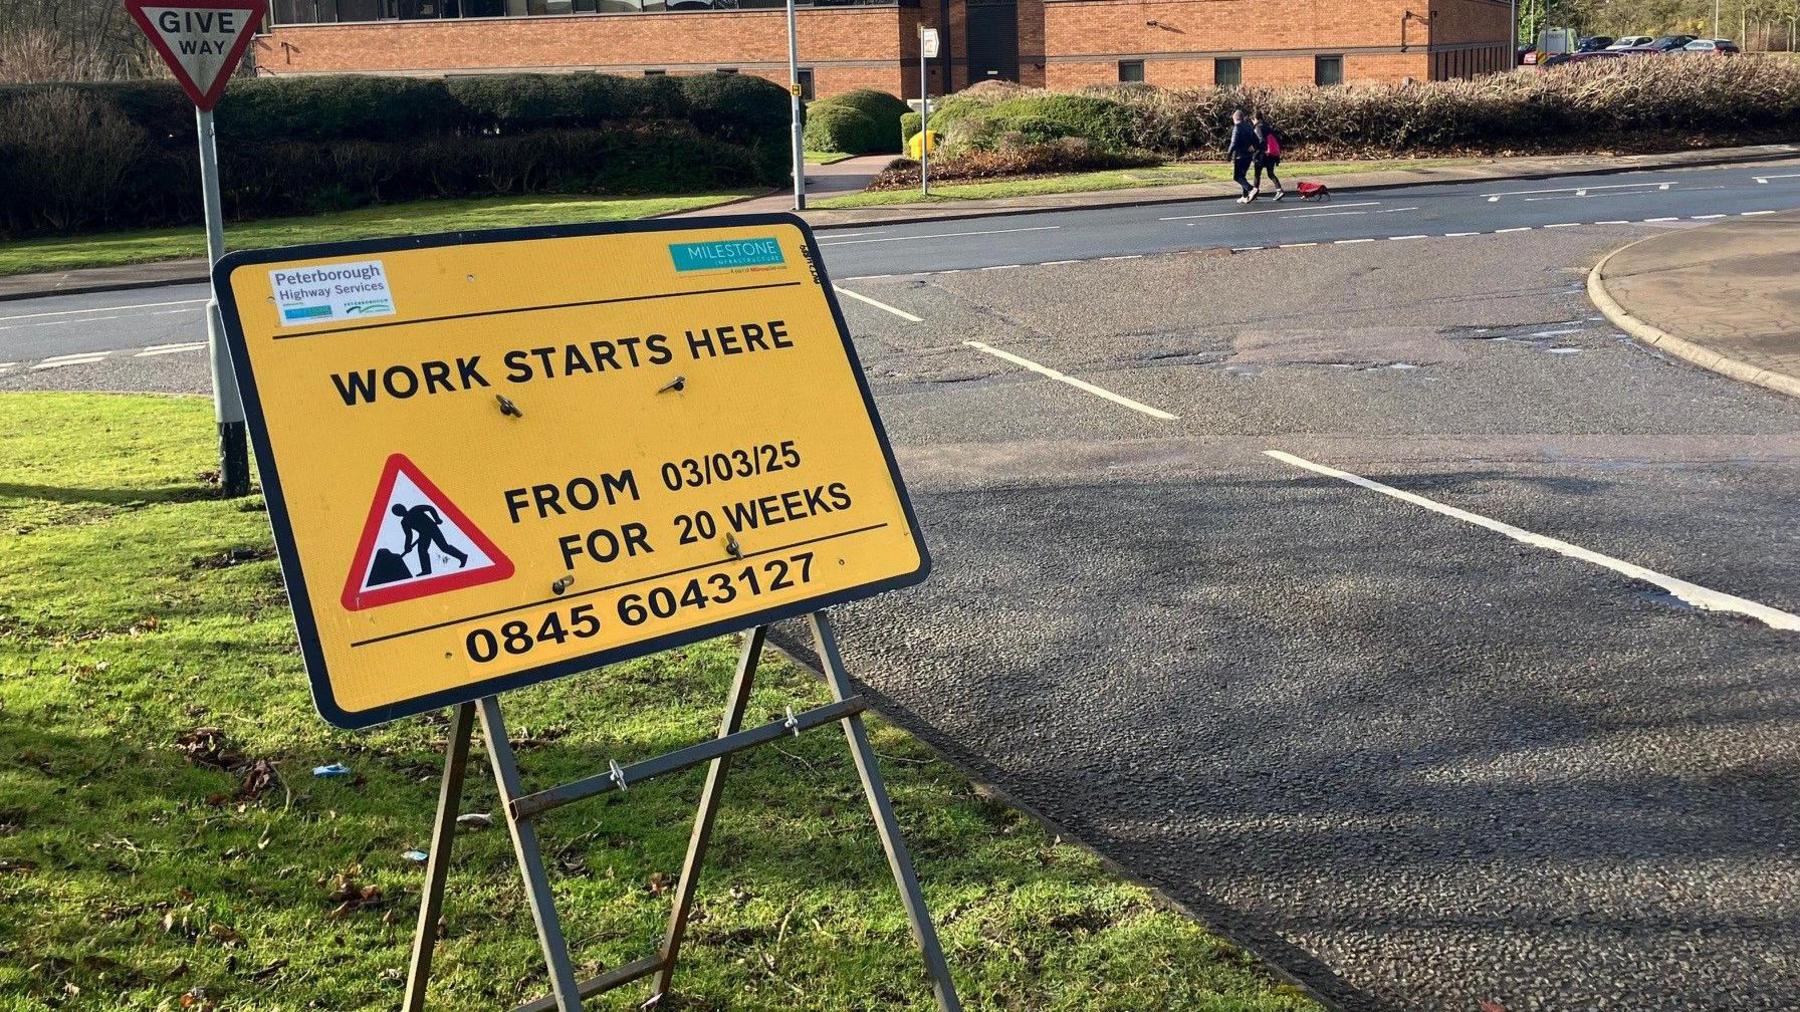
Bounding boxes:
[815,158,1470,208]
[0,392,1319,1011]
[0,193,757,277]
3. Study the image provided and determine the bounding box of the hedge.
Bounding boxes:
[803,103,890,156]
[0,73,792,238]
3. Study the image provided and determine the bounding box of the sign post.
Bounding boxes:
[213,215,962,1011]
[919,26,939,197]
[124,0,264,498]
[787,0,806,211]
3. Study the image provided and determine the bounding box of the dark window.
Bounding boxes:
[797,68,815,100]
[1315,54,1343,86]
[644,68,666,75]
[573,0,598,10]
[1117,59,1145,83]
[716,67,738,75]
[1213,57,1241,87]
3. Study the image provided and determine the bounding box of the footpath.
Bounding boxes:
[1,143,1794,302]
[1590,209,1800,400]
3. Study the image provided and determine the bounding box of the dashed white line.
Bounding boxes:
[1689,214,1726,220]
[1231,246,1266,252]
[1387,234,1427,240]
[964,340,1178,420]
[1281,242,1319,248]
[1494,227,1533,233]
[1596,220,1631,225]
[1375,207,1421,214]
[1644,217,1680,223]
[0,298,206,324]
[1741,209,1778,216]
[1159,201,1380,220]
[1753,174,1800,183]
[1335,237,1376,244]
[1444,231,1480,237]
[1542,222,1582,228]
[135,342,208,357]
[1099,254,1142,261]
[817,225,1060,247]
[1264,450,1800,632]
[832,285,922,323]
[32,352,110,370]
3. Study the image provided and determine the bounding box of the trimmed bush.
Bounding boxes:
[803,103,889,155]
[817,88,909,153]
[865,138,1157,190]
[0,73,791,238]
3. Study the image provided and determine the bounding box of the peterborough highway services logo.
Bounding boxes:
[271,260,396,326]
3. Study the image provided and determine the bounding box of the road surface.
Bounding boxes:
[5,158,1800,1012]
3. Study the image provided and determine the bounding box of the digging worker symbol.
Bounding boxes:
[373,502,469,584]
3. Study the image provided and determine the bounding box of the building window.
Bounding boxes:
[715,67,738,74]
[1117,60,1145,83]
[644,68,666,75]
[797,68,815,99]
[1315,54,1343,86]
[1213,57,1241,87]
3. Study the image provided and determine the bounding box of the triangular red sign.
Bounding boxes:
[340,454,515,612]
[125,0,265,111]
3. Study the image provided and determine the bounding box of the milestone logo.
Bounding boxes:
[270,260,396,326]
[668,237,785,273]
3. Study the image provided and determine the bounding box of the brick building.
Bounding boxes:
[253,0,1514,98]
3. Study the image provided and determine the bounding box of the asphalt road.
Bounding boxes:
[7,163,1800,1011]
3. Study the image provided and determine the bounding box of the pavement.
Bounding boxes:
[1590,208,1800,399]
[6,159,1800,1012]
[2,144,1793,303]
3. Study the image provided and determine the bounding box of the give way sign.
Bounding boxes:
[125,0,265,110]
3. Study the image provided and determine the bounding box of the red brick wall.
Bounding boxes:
[1047,51,1429,88]
[255,7,911,97]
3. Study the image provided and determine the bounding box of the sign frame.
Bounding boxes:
[214,213,931,730]
[124,0,265,111]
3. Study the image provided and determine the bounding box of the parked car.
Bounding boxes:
[1541,50,1625,67]
[1606,35,1654,49]
[1649,34,1699,50]
[1578,36,1615,51]
[1683,38,1740,54]
[1518,45,1537,65]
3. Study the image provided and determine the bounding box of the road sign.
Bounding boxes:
[920,26,941,59]
[124,0,265,111]
[215,215,929,729]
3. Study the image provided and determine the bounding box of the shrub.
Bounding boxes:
[804,103,889,155]
[945,93,1143,154]
[816,88,909,152]
[0,86,143,232]
[864,138,1158,190]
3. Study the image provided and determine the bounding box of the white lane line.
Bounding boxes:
[964,340,1178,420]
[832,285,922,323]
[817,225,1059,247]
[1281,242,1319,248]
[1753,174,1800,183]
[1741,209,1779,216]
[0,297,206,324]
[32,352,111,370]
[1483,181,1675,200]
[1040,259,1080,265]
[1542,222,1582,228]
[1494,226,1533,233]
[135,342,208,357]
[1100,254,1142,261]
[1596,220,1631,225]
[1388,234,1427,240]
[1375,206,1421,214]
[1524,191,1655,202]
[1644,217,1680,222]
[1690,213,1727,219]
[1335,237,1377,244]
[1264,450,1800,632]
[1445,231,1480,237]
[1231,246,1266,252]
[0,361,16,370]
[1160,201,1380,221]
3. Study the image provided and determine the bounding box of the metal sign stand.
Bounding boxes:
[196,106,250,498]
[403,612,962,1012]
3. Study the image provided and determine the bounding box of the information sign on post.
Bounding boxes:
[125,0,263,498]
[215,215,961,1012]
[919,27,940,196]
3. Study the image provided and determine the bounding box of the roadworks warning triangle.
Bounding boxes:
[341,454,514,611]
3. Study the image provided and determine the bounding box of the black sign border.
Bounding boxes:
[215,213,929,730]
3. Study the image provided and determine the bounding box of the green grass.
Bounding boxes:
[0,392,1319,1012]
[815,158,1471,208]
[806,151,857,164]
[0,193,756,277]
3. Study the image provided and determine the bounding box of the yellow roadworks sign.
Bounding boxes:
[216,216,927,729]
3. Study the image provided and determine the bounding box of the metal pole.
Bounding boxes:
[196,107,249,498]
[1509,0,1518,65]
[808,613,962,1012]
[404,702,475,1012]
[1714,0,1720,39]
[787,0,805,211]
[919,40,930,198]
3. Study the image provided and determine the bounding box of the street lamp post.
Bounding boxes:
[787,0,805,211]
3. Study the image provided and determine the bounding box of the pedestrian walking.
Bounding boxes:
[1251,111,1285,202]
[1227,109,1259,203]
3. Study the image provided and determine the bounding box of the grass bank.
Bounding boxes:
[0,392,1319,1011]
[0,192,755,277]
[816,158,1467,208]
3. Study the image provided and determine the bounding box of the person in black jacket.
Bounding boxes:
[1227,109,1259,203]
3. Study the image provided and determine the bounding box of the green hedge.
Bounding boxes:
[803,103,890,155]
[0,73,791,237]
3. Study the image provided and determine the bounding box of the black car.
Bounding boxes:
[1577,36,1615,51]
[1649,34,1698,50]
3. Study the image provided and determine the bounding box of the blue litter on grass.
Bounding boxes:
[312,763,351,777]
[402,850,430,863]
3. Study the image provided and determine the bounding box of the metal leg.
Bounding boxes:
[478,696,585,1011]
[403,701,476,1012]
[807,613,963,1012]
[651,625,768,1001]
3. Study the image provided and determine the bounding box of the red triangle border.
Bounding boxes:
[124,0,266,112]
[340,453,516,612]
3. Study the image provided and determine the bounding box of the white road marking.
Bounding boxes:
[964,340,1178,420]
[1099,254,1142,261]
[1376,207,1421,214]
[32,352,110,370]
[1741,209,1778,216]
[1644,217,1680,222]
[817,225,1059,247]
[1753,174,1800,183]
[1484,181,1675,200]
[1542,222,1582,228]
[1231,246,1266,252]
[135,342,208,357]
[1445,231,1480,237]
[1596,220,1631,225]
[1281,242,1319,248]
[1495,227,1533,233]
[0,298,206,324]
[832,286,922,323]
[1388,234,1427,240]
[1524,191,1658,202]
[1335,237,1377,244]
[0,361,16,370]
[1264,450,1800,632]
[1690,213,1726,219]
[1160,201,1380,220]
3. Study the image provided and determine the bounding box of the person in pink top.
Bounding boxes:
[1251,111,1286,202]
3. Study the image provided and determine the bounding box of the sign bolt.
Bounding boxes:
[551,576,573,595]
[724,533,743,559]
[658,375,686,394]
[495,394,523,418]
[608,759,628,792]
[784,705,801,737]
